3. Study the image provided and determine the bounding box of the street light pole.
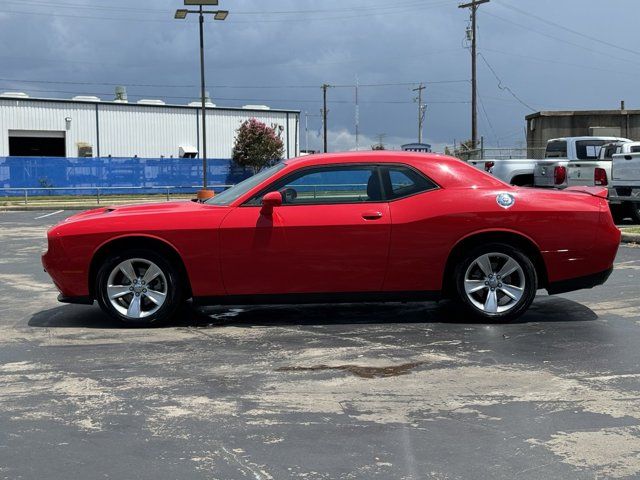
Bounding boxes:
[198,4,208,190]
[175,1,228,200]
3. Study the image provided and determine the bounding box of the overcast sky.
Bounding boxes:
[1,0,639,152]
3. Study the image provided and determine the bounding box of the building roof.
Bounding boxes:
[526,109,640,120]
[0,95,300,115]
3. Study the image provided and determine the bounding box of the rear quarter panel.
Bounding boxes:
[384,186,603,292]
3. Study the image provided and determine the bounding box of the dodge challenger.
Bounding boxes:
[42,152,620,325]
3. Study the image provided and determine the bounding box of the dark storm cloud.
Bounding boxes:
[1,0,639,151]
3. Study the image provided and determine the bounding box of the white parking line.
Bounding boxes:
[34,210,64,220]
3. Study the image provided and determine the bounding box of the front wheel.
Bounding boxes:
[453,243,538,323]
[96,250,184,326]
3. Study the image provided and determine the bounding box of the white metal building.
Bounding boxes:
[0,92,300,159]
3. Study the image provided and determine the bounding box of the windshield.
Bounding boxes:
[205,163,287,206]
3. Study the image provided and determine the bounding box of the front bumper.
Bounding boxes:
[547,267,614,295]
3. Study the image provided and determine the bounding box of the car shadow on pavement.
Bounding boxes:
[27,295,597,329]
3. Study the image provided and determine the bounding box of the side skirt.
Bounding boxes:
[192,291,441,307]
[57,294,94,305]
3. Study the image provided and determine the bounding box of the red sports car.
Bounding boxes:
[42,152,620,325]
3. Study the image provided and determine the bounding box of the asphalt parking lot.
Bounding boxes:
[1,210,639,480]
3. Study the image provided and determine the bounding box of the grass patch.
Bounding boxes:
[621,226,640,234]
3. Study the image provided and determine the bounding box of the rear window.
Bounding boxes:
[545,141,567,158]
[600,145,620,161]
[575,140,608,160]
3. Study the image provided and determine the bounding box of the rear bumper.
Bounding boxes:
[547,267,613,295]
[608,186,640,204]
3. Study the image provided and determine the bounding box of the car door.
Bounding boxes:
[219,164,391,296]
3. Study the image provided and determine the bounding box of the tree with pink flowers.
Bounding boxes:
[232,118,285,174]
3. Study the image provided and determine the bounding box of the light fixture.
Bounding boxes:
[174,9,188,19]
[184,0,218,5]
[214,10,228,20]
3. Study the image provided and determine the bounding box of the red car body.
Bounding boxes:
[42,152,620,312]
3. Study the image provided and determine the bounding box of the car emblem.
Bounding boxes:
[541,167,547,175]
[496,193,515,209]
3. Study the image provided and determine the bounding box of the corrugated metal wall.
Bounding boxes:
[0,99,97,157]
[0,98,300,159]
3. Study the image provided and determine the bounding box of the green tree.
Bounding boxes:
[232,118,285,174]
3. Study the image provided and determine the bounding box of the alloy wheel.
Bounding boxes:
[106,258,168,319]
[463,252,525,314]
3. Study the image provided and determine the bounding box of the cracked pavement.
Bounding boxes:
[1,210,639,479]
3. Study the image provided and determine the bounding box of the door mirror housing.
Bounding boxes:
[261,191,282,216]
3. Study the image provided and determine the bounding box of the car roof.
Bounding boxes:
[548,136,632,142]
[282,151,507,189]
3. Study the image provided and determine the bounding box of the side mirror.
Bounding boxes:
[261,191,282,216]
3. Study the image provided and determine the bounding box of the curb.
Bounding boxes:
[621,231,640,244]
[1,206,92,212]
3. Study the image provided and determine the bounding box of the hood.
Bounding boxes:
[62,201,223,223]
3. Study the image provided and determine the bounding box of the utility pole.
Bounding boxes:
[413,83,426,143]
[321,84,330,153]
[355,75,360,151]
[304,111,321,153]
[459,0,489,150]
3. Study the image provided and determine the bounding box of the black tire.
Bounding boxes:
[95,249,184,327]
[627,202,640,224]
[610,205,626,224]
[452,243,537,323]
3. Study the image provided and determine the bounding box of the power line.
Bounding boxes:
[480,10,640,69]
[495,1,640,58]
[477,53,536,112]
[0,77,468,89]
[0,86,477,105]
[4,0,440,16]
[0,1,451,24]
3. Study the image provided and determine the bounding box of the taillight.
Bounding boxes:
[484,161,495,172]
[554,166,566,185]
[594,167,608,186]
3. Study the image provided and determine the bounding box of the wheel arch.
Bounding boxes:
[88,235,192,299]
[442,229,548,297]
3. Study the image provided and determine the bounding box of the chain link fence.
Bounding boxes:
[445,146,547,161]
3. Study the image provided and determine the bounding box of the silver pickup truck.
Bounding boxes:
[611,147,640,223]
[534,136,631,189]
[467,158,537,186]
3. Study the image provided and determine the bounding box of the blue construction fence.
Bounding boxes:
[0,156,253,196]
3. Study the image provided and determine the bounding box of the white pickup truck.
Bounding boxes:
[533,136,631,189]
[611,143,640,222]
[467,158,537,186]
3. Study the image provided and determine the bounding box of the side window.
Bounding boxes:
[248,165,383,205]
[383,166,437,200]
[631,146,640,153]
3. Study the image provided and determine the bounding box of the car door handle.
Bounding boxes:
[361,211,383,220]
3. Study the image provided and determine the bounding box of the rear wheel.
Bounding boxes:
[453,243,537,323]
[96,250,184,326]
[627,202,640,224]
